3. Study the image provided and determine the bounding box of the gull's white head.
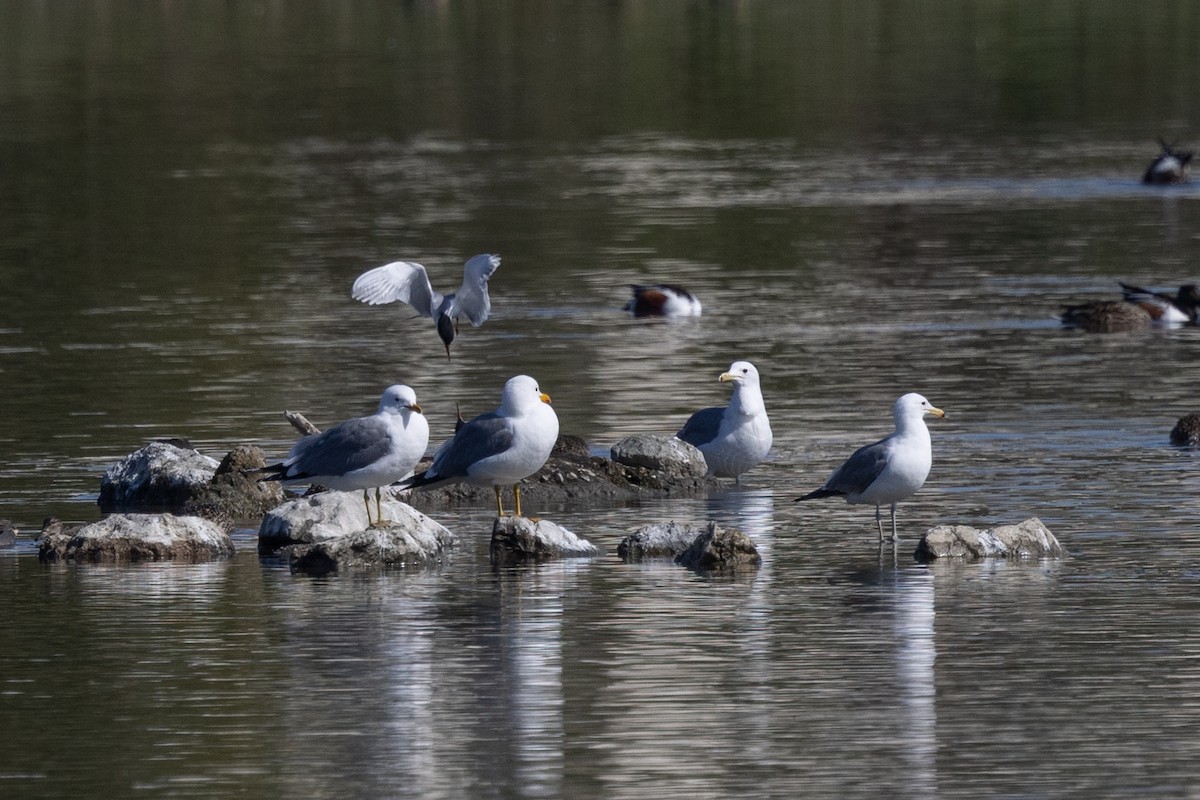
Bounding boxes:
[500,374,553,415]
[379,384,423,415]
[718,360,761,388]
[893,392,945,424]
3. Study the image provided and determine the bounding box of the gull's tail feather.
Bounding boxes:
[795,487,844,502]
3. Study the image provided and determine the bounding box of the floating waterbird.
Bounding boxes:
[624,283,702,317]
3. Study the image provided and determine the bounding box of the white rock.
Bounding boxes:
[99,441,220,509]
[916,517,1063,560]
[259,490,454,556]
[38,513,233,562]
[490,516,598,560]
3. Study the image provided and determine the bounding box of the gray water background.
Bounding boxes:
[4,2,1200,798]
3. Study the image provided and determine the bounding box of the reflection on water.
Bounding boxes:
[894,568,937,799]
[6,1,1200,798]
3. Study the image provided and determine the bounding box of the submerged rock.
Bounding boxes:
[289,524,455,576]
[259,490,454,563]
[617,521,707,560]
[0,519,16,548]
[617,521,761,571]
[490,516,598,561]
[915,517,1062,561]
[674,522,761,571]
[98,441,220,511]
[37,513,234,563]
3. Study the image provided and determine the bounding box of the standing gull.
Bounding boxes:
[624,284,702,317]
[261,385,430,526]
[796,393,945,541]
[352,253,501,358]
[676,360,772,483]
[401,375,559,518]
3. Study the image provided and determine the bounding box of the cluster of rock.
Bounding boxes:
[617,521,762,571]
[97,440,285,523]
[29,433,728,572]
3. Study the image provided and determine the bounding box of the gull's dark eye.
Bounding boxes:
[742,368,749,374]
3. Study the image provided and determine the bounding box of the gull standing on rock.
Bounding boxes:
[261,385,430,527]
[400,375,559,518]
[796,392,945,541]
[675,360,772,483]
[352,253,501,359]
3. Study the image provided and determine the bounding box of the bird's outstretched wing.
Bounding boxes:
[352,261,444,319]
[446,254,501,327]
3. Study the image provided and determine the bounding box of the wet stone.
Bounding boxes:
[674,522,761,572]
[490,516,598,562]
[37,513,234,563]
[915,517,1063,561]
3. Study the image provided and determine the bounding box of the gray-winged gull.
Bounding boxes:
[262,385,430,526]
[796,392,945,541]
[624,283,702,317]
[675,360,771,482]
[401,375,558,517]
[352,253,501,358]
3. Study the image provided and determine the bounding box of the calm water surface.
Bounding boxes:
[4,3,1200,798]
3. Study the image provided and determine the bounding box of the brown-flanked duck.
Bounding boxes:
[1143,140,1192,185]
[1119,282,1200,324]
[624,283,702,317]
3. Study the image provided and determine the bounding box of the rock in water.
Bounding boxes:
[290,525,455,576]
[617,521,712,560]
[611,434,707,476]
[184,444,286,523]
[258,491,454,560]
[674,522,761,571]
[99,441,220,511]
[490,516,598,561]
[915,517,1062,561]
[37,513,234,563]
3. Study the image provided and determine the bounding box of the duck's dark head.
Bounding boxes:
[1176,284,1200,318]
